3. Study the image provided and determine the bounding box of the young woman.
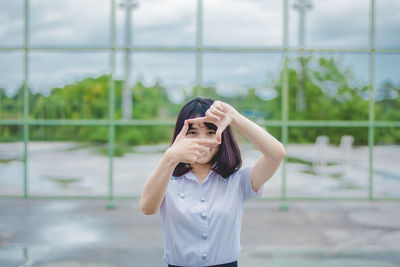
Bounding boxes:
[140,97,285,267]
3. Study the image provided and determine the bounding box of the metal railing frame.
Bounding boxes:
[0,0,399,208]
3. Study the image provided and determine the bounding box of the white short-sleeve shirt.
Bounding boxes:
[160,166,263,267]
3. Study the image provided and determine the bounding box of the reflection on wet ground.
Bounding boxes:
[1,200,400,267]
[2,245,400,267]
[1,142,400,265]
[0,142,399,198]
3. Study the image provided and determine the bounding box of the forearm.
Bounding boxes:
[140,150,178,215]
[231,112,285,162]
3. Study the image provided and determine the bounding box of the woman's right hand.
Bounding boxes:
[166,120,218,165]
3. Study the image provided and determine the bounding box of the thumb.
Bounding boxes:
[216,120,229,144]
[216,129,222,144]
[176,119,189,140]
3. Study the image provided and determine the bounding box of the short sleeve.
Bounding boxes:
[239,166,264,202]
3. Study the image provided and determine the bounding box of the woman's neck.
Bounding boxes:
[191,163,212,184]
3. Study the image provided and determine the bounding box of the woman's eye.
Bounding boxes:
[187,131,196,135]
[208,131,216,135]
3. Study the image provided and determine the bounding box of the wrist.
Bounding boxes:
[230,110,245,128]
[164,147,179,167]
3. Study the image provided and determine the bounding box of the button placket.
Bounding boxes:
[199,186,209,263]
[176,177,185,199]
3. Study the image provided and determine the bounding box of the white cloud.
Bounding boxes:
[115,52,196,86]
[0,0,399,95]
[29,0,110,46]
[0,52,24,96]
[0,0,24,46]
[29,52,109,94]
[134,0,195,28]
[117,0,196,46]
[289,0,370,48]
[234,66,249,75]
[376,54,400,88]
[203,53,282,87]
[203,0,283,46]
[376,0,400,48]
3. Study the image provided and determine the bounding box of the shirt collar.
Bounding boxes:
[183,168,216,184]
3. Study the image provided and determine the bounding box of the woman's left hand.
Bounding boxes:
[186,100,239,144]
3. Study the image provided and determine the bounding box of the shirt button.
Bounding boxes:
[201,212,207,219]
[179,192,185,198]
[200,197,205,202]
[201,253,207,260]
[202,233,208,239]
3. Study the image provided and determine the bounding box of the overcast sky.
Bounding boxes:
[0,0,399,100]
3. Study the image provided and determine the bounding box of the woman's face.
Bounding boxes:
[186,122,220,165]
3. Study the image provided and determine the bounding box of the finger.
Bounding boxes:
[205,110,221,121]
[215,123,228,144]
[193,150,202,158]
[186,157,195,164]
[194,138,219,146]
[187,116,219,124]
[194,144,212,153]
[213,102,224,111]
[216,130,222,144]
[210,106,225,117]
[186,117,207,124]
[185,153,198,164]
[177,120,189,139]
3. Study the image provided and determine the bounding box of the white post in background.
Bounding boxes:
[293,0,312,112]
[120,0,138,120]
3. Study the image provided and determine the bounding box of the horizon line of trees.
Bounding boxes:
[0,55,399,147]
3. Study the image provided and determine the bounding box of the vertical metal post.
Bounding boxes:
[0,85,2,118]
[23,0,30,198]
[368,0,376,200]
[195,0,203,97]
[280,0,289,211]
[107,0,117,209]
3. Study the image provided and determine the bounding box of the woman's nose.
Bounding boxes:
[201,132,216,139]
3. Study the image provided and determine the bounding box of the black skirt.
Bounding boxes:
[168,260,238,267]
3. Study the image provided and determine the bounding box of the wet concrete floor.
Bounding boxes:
[1,199,400,267]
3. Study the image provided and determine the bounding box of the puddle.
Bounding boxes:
[0,246,25,262]
[241,247,400,267]
[0,142,399,197]
[34,262,115,267]
[42,222,100,245]
[43,176,82,189]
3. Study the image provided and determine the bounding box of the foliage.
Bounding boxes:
[0,55,399,146]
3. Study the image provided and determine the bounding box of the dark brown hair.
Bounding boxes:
[171,97,242,178]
